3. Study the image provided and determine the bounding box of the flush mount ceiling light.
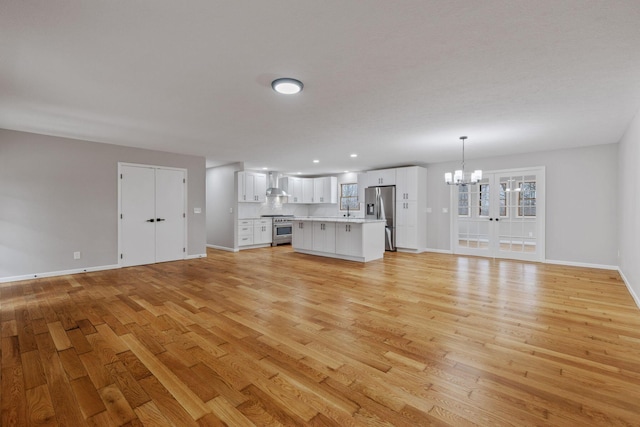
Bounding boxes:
[444,136,483,186]
[271,78,303,95]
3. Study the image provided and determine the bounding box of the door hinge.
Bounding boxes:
[183,213,186,218]
[120,173,123,179]
[120,253,123,259]
[183,248,186,253]
[183,178,186,183]
[120,213,123,219]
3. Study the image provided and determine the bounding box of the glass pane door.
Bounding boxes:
[452,168,545,261]
[454,177,492,257]
[495,171,544,261]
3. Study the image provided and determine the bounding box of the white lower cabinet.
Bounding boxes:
[238,219,272,247]
[335,222,363,257]
[293,220,384,262]
[253,219,273,245]
[312,222,336,253]
[396,200,418,249]
[292,221,314,250]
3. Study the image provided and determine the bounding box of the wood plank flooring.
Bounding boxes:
[2,247,640,426]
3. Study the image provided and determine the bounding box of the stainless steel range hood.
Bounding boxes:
[266,172,288,197]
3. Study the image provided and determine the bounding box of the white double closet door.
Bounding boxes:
[119,163,186,267]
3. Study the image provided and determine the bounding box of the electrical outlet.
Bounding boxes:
[229,207,233,214]
[73,251,81,260]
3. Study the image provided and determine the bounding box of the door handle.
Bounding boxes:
[146,219,155,222]
[156,218,166,222]
[489,218,493,221]
[495,218,499,222]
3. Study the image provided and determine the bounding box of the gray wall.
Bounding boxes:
[619,109,640,302]
[0,129,206,279]
[426,143,619,266]
[206,163,242,250]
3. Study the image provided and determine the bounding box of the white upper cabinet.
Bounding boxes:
[366,168,396,187]
[282,177,304,203]
[282,175,337,204]
[302,178,314,203]
[312,177,338,203]
[237,171,267,203]
[395,166,419,200]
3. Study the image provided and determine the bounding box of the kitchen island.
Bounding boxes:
[291,217,386,262]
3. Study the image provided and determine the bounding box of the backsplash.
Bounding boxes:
[238,198,363,219]
[238,198,309,218]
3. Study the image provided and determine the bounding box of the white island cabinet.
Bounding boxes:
[292,218,385,262]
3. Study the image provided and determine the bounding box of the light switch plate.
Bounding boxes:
[426,207,432,213]
[442,207,448,213]
[193,207,202,214]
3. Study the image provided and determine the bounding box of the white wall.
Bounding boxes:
[426,143,619,266]
[618,108,640,303]
[0,129,206,280]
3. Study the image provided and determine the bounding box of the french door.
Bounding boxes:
[452,167,545,262]
[119,164,186,267]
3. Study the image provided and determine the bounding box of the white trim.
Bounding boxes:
[544,259,618,270]
[396,248,424,254]
[423,248,454,254]
[294,248,382,263]
[0,264,120,285]
[238,244,272,250]
[185,253,207,259]
[618,268,640,310]
[207,244,238,253]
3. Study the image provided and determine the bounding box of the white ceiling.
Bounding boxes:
[2,1,640,175]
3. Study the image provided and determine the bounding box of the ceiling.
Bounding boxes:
[2,1,640,175]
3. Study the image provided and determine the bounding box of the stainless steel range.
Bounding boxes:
[262,215,294,246]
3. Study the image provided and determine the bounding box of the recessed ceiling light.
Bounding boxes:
[262,167,268,170]
[344,170,350,173]
[272,78,303,95]
[297,172,302,175]
[313,159,319,163]
[350,154,358,158]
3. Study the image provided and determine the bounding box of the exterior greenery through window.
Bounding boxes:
[340,183,359,210]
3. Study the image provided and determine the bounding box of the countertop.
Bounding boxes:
[292,217,385,224]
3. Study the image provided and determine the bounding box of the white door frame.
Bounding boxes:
[450,166,545,262]
[118,162,188,267]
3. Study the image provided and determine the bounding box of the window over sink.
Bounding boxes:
[340,183,359,210]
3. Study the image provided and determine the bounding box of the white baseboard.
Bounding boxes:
[397,248,422,254]
[422,248,454,254]
[185,253,207,259]
[206,244,238,253]
[544,259,618,270]
[0,264,120,285]
[618,268,640,310]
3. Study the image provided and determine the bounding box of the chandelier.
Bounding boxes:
[444,136,482,185]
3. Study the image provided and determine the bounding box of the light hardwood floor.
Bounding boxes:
[2,247,640,426]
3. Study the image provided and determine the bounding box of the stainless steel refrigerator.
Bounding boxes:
[365,185,396,251]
